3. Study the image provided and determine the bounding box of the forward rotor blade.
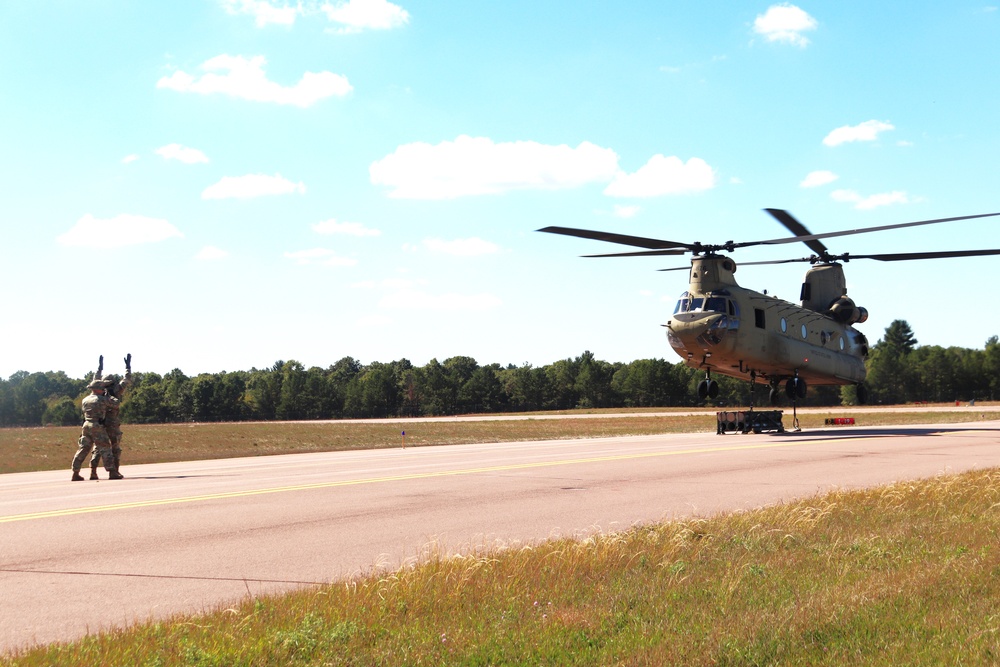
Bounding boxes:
[763,209,829,257]
[583,249,689,258]
[735,257,813,266]
[537,226,694,251]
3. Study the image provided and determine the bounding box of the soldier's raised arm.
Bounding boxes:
[119,353,134,394]
[95,354,104,380]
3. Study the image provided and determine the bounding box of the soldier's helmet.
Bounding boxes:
[87,378,109,390]
[105,374,120,385]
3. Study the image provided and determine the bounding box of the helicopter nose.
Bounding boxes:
[667,313,729,351]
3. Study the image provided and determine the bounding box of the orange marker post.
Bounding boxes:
[401,430,406,449]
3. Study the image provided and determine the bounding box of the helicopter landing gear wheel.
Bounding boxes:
[856,383,868,405]
[698,377,719,400]
[785,376,807,400]
[768,379,780,406]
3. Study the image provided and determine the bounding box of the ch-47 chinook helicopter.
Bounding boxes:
[539,209,1000,407]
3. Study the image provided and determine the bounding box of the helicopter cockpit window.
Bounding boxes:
[704,297,726,313]
[673,293,708,313]
[674,294,734,316]
[673,292,690,314]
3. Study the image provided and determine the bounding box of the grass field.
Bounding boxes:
[2,406,998,475]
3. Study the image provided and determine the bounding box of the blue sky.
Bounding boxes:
[2,1,998,379]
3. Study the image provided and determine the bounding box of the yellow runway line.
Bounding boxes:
[0,437,869,524]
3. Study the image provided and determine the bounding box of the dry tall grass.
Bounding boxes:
[3,409,997,474]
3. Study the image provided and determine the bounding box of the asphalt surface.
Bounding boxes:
[2,417,999,652]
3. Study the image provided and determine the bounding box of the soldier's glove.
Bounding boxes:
[98,355,104,377]
[124,353,132,373]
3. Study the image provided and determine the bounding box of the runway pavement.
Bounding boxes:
[1,418,998,652]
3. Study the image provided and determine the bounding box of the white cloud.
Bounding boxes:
[195,246,230,260]
[831,189,911,210]
[380,278,418,290]
[312,219,381,236]
[202,173,306,199]
[370,135,619,199]
[356,314,394,327]
[156,55,352,108]
[613,205,642,219]
[800,170,838,188]
[326,256,359,267]
[57,214,183,248]
[823,120,895,146]
[423,237,500,256]
[753,4,818,47]
[379,288,501,311]
[156,143,209,164]
[603,155,715,198]
[283,248,358,266]
[321,0,410,33]
[221,0,299,26]
[121,154,140,164]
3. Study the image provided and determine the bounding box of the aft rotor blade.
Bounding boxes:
[853,248,1000,262]
[756,211,1000,249]
[728,248,1000,266]
[537,226,694,251]
[763,209,829,257]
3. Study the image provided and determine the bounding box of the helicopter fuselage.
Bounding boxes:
[665,255,868,387]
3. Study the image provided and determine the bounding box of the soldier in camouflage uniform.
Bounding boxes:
[71,376,120,481]
[89,353,132,479]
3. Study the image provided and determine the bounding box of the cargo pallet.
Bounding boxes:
[716,410,785,434]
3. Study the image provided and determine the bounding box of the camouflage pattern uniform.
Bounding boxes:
[90,371,131,473]
[71,380,119,478]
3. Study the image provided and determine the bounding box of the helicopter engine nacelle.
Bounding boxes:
[828,296,869,324]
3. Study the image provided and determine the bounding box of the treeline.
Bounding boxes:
[1,321,997,427]
[862,322,1000,405]
[0,352,805,427]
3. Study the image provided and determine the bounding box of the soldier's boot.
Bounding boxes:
[71,471,84,481]
[108,469,124,480]
[89,465,99,480]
